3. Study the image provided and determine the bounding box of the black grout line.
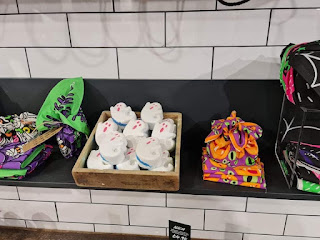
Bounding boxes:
[116,48,120,79]
[210,47,214,80]
[89,190,92,203]
[165,194,167,207]
[266,9,272,46]
[16,186,20,200]
[54,202,60,222]
[0,45,286,49]
[24,48,32,78]
[0,7,318,15]
[203,210,205,230]
[24,220,27,228]
[93,223,96,232]
[245,197,248,211]
[283,215,288,235]
[164,12,166,47]
[112,0,115,12]
[66,14,73,47]
[15,0,19,13]
[242,233,244,240]
[127,205,130,225]
[215,0,218,10]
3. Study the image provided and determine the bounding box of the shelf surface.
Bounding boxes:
[0,78,319,200]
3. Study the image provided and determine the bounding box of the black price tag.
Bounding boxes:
[169,221,191,240]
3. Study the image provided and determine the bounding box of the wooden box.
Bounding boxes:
[72,111,182,191]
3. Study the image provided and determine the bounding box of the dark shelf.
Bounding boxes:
[1,145,320,201]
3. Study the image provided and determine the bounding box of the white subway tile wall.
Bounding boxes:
[91,190,165,206]
[0,199,57,221]
[167,193,246,211]
[129,206,204,229]
[285,215,320,238]
[18,187,91,203]
[0,186,19,200]
[1,1,320,238]
[117,47,212,79]
[26,48,118,78]
[56,202,128,224]
[17,0,113,13]
[247,197,320,215]
[205,210,286,234]
[95,224,166,236]
[26,221,94,232]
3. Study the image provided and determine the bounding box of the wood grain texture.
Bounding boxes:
[0,226,207,240]
[72,111,182,191]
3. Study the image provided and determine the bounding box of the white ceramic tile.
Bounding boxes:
[0,0,18,13]
[129,206,204,230]
[244,234,318,240]
[167,194,246,211]
[114,0,215,12]
[285,215,320,237]
[0,48,29,78]
[0,199,57,221]
[18,187,91,203]
[118,48,212,79]
[95,224,166,236]
[247,198,320,215]
[18,0,113,13]
[0,186,19,200]
[26,48,118,78]
[26,221,94,232]
[212,47,283,79]
[205,210,286,235]
[268,9,320,45]
[192,230,243,240]
[0,14,70,47]
[69,13,164,47]
[0,218,25,227]
[91,190,165,206]
[166,10,270,47]
[217,0,320,9]
[56,202,128,225]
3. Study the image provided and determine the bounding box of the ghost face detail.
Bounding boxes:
[141,102,163,130]
[99,131,127,165]
[152,119,176,151]
[95,118,119,146]
[110,102,137,129]
[123,120,149,148]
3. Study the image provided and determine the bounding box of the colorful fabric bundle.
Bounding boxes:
[36,77,90,158]
[202,111,266,189]
[280,40,320,109]
[0,112,53,179]
[284,142,320,194]
[0,112,38,146]
[0,142,52,179]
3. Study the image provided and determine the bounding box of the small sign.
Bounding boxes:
[22,127,63,152]
[169,221,191,240]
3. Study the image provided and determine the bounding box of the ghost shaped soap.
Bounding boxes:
[116,147,140,170]
[151,151,174,172]
[98,131,127,165]
[141,102,163,130]
[87,150,113,170]
[110,102,137,130]
[152,118,176,152]
[95,118,119,146]
[123,119,149,148]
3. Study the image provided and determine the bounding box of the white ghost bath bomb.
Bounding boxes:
[136,137,172,170]
[151,150,174,172]
[123,119,149,148]
[95,118,119,146]
[110,102,137,129]
[152,119,176,151]
[98,131,127,165]
[141,102,163,130]
[87,150,113,170]
[116,148,140,170]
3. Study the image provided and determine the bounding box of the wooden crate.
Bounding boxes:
[72,111,182,191]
